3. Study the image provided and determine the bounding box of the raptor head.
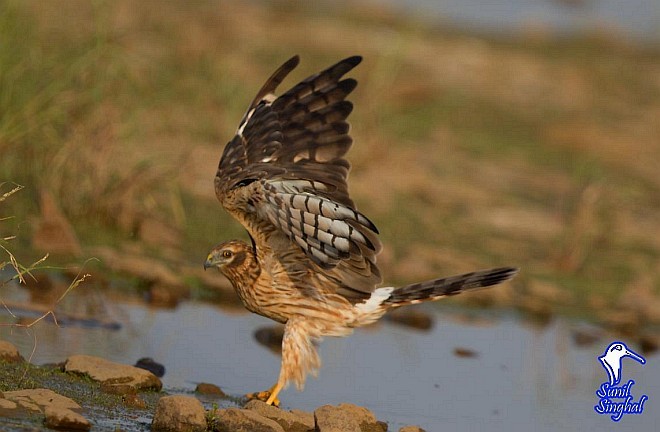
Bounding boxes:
[204,240,252,275]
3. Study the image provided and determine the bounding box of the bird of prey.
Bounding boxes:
[205,55,518,406]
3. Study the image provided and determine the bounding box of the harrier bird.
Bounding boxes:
[205,55,518,406]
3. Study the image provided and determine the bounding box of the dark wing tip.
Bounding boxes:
[501,267,520,278]
[344,55,362,67]
[337,78,358,94]
[283,55,301,70]
[486,267,519,285]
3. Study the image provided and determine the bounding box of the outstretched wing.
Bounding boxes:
[215,56,382,294]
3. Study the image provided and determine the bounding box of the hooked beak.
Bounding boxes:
[203,254,214,271]
[625,347,646,364]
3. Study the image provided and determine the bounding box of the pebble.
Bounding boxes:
[152,395,207,432]
[399,426,427,432]
[453,347,479,358]
[209,407,284,432]
[64,354,162,394]
[44,405,92,431]
[0,340,24,363]
[122,393,147,409]
[134,357,166,377]
[195,382,226,396]
[244,399,315,432]
[2,388,91,431]
[314,403,386,432]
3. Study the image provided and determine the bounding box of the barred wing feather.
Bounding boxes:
[215,56,382,294]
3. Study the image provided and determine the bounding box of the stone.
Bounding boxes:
[290,409,315,429]
[44,406,91,431]
[2,388,91,430]
[399,427,426,432]
[244,399,314,432]
[209,407,284,432]
[453,347,479,358]
[152,395,207,432]
[3,388,81,413]
[195,382,225,396]
[122,394,147,409]
[0,340,24,363]
[0,398,20,417]
[134,357,166,377]
[64,355,162,393]
[314,404,386,432]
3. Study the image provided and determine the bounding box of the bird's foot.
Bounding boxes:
[245,390,280,407]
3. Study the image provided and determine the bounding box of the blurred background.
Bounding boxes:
[1,0,659,430]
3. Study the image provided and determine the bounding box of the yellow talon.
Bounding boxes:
[246,382,283,407]
[265,382,283,406]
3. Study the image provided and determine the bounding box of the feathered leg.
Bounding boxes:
[249,317,320,406]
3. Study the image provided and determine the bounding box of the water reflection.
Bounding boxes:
[1,288,658,430]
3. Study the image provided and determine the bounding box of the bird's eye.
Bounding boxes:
[222,250,233,259]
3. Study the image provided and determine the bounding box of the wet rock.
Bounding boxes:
[209,407,284,432]
[134,357,166,377]
[399,426,426,432]
[3,388,81,413]
[314,403,386,432]
[44,405,91,431]
[64,355,162,393]
[244,400,314,432]
[453,347,478,358]
[2,388,90,430]
[0,397,21,417]
[32,189,82,256]
[195,382,226,396]
[0,340,24,363]
[385,309,434,331]
[122,393,147,409]
[290,409,315,429]
[152,395,207,432]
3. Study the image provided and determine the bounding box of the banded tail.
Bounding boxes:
[385,267,518,307]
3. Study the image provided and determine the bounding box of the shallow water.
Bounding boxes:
[386,0,660,42]
[2,289,658,431]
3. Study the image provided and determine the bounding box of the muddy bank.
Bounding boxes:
[0,340,425,432]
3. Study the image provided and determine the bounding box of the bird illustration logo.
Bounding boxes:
[598,341,646,386]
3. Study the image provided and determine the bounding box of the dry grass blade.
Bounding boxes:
[0,182,24,203]
[0,181,95,370]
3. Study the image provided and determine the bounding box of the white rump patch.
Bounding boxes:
[356,287,394,313]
